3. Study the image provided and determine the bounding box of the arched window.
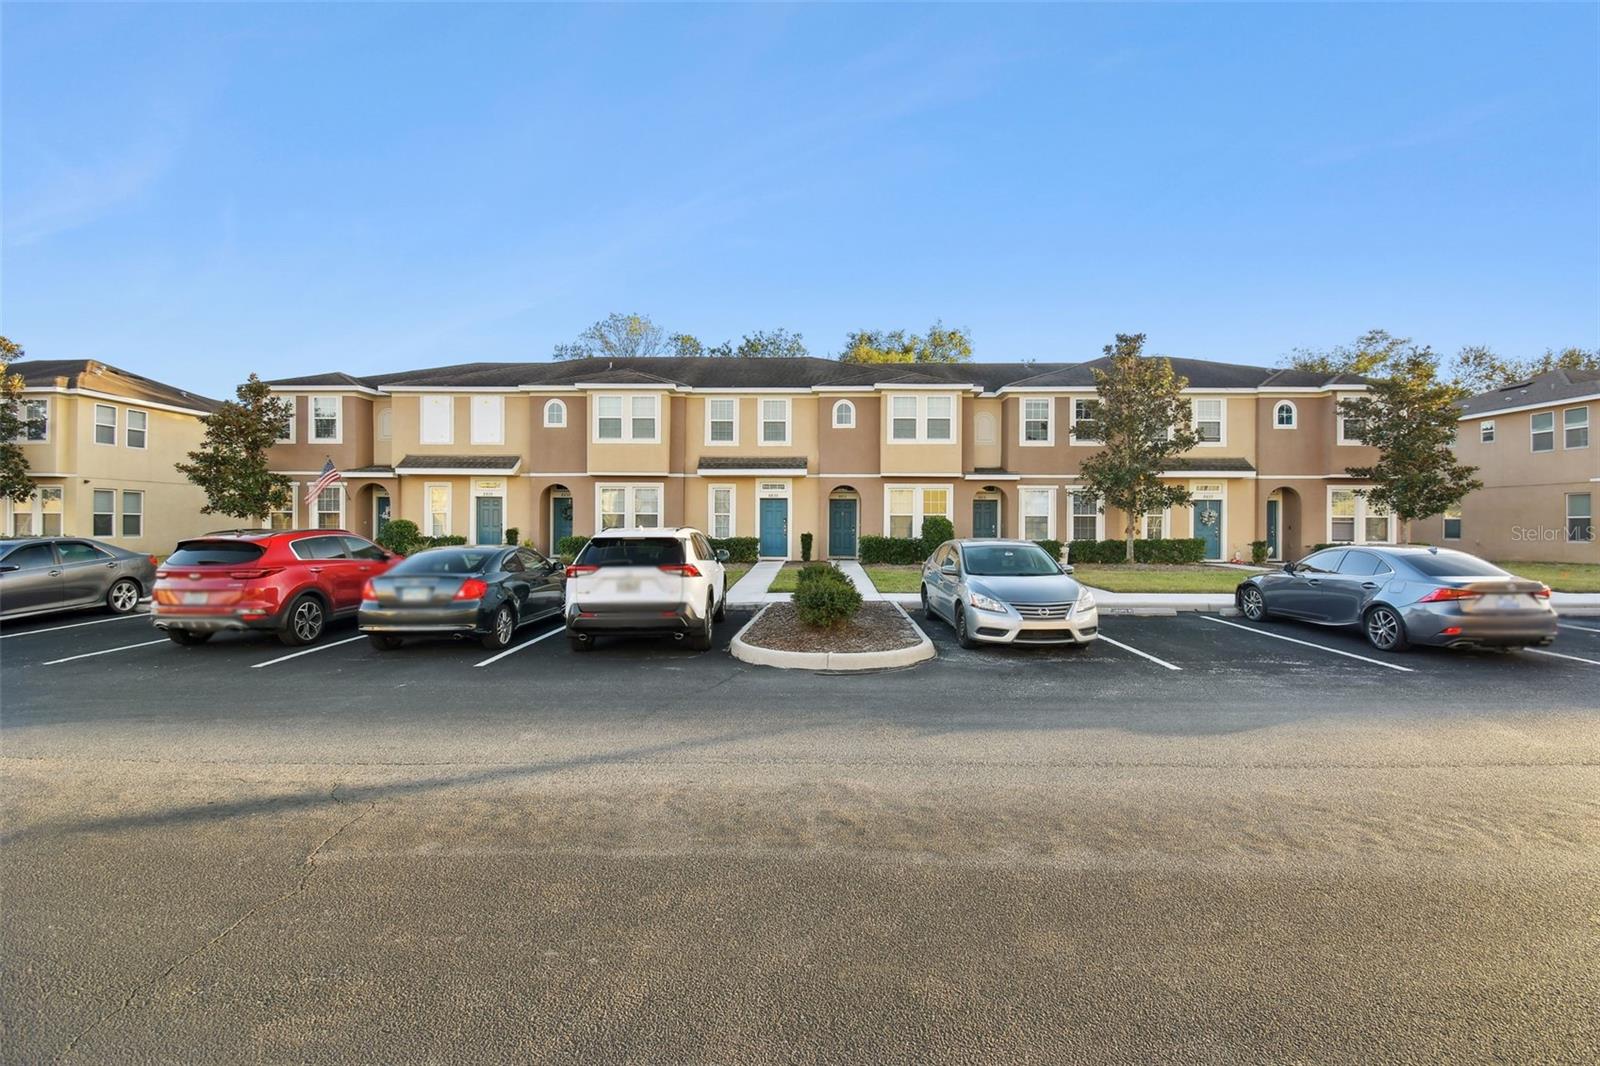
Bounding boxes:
[1274,401,1297,429]
[544,399,567,428]
[832,400,856,428]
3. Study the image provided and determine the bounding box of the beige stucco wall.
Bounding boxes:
[270,393,376,472]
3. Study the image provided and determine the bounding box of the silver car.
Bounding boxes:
[0,536,156,621]
[1235,545,1558,652]
[921,539,1099,647]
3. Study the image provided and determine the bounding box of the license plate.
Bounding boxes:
[618,579,640,592]
[1465,594,1527,612]
[181,591,208,605]
[401,587,430,603]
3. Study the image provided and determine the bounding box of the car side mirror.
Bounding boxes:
[1282,562,1296,573]
[941,562,957,575]
[716,549,730,562]
[1060,563,1074,575]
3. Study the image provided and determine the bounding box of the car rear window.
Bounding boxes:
[166,541,266,567]
[575,537,684,567]
[388,549,496,575]
[1405,552,1507,578]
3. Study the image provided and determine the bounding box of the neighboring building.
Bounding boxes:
[5,360,221,554]
[1414,369,1598,563]
[263,356,1384,562]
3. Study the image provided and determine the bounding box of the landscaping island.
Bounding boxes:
[731,563,934,671]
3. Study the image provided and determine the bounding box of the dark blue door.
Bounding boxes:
[972,499,999,538]
[1265,499,1280,559]
[759,498,788,558]
[1193,499,1222,560]
[551,495,572,552]
[828,498,858,557]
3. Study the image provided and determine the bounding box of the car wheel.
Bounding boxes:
[567,632,593,653]
[368,634,403,651]
[279,595,326,646]
[688,595,715,651]
[481,604,516,651]
[1363,605,1409,652]
[921,583,935,619]
[106,578,141,615]
[166,629,211,646]
[713,586,727,623]
[1239,585,1267,622]
[954,605,978,649]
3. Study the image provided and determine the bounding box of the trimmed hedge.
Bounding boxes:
[376,519,423,556]
[919,515,955,552]
[556,535,590,560]
[424,535,468,548]
[793,563,863,628]
[1249,540,1269,565]
[1033,539,1064,562]
[859,535,928,566]
[800,532,813,562]
[710,537,760,564]
[505,527,520,546]
[1066,537,1207,564]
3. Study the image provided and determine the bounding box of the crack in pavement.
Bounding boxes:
[53,784,375,1063]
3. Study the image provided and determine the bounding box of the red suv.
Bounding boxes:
[152,529,400,646]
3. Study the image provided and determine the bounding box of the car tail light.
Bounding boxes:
[228,568,283,579]
[1417,587,1480,603]
[658,564,701,577]
[148,555,160,567]
[565,564,599,578]
[454,578,489,600]
[361,579,377,602]
[1533,584,1552,599]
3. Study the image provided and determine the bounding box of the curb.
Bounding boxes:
[730,602,937,672]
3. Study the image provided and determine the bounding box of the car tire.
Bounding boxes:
[1363,604,1409,652]
[278,594,326,647]
[921,584,935,620]
[1239,585,1268,622]
[688,595,715,651]
[106,578,141,615]
[713,587,727,623]
[481,604,516,651]
[166,629,211,646]
[567,632,593,653]
[368,634,403,651]
[954,605,978,649]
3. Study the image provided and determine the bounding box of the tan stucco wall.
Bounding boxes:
[270,394,376,472]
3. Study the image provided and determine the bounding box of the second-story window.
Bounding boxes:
[832,400,855,428]
[631,396,658,440]
[1480,420,1495,443]
[1070,398,1101,443]
[1023,398,1053,443]
[887,394,956,443]
[276,396,296,443]
[421,395,454,444]
[925,396,952,441]
[707,398,737,443]
[126,409,148,449]
[890,396,918,440]
[1193,398,1224,443]
[1531,411,1555,452]
[94,404,117,445]
[1274,402,1297,428]
[311,396,341,442]
[470,395,503,445]
[1565,406,1589,449]
[595,395,659,441]
[544,399,566,428]
[20,399,48,441]
[761,398,789,444]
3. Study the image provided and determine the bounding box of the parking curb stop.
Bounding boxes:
[730,603,936,671]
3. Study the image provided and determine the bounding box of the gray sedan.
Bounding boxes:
[921,539,1099,648]
[1235,545,1557,652]
[0,537,156,621]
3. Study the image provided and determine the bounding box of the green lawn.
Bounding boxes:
[865,567,925,593]
[722,564,752,589]
[1493,561,1600,593]
[1069,564,1247,594]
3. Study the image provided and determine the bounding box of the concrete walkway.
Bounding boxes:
[833,561,884,601]
[726,560,784,607]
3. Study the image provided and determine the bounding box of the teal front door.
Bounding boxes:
[551,495,573,552]
[1265,499,1280,559]
[759,498,788,558]
[973,498,999,538]
[1193,499,1222,560]
[475,496,504,546]
[828,498,857,557]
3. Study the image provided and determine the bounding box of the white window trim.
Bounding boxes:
[468,480,508,545]
[883,483,954,540]
[11,486,65,537]
[1563,405,1590,450]
[91,488,116,537]
[1530,410,1556,453]
[277,396,297,443]
[592,394,662,444]
[420,395,455,446]
[93,403,117,447]
[885,394,958,445]
[1326,486,1395,545]
[543,398,567,428]
[120,490,144,538]
[1479,419,1495,444]
[425,482,453,539]
[1191,397,1227,447]
[832,399,856,429]
[18,398,50,444]
[1142,508,1171,539]
[313,484,346,531]
[595,482,667,530]
[1068,397,1105,446]
[1066,490,1105,543]
[470,394,505,446]
[1022,397,1057,447]
[1567,492,1593,543]
[759,397,791,447]
[1336,397,1365,446]
[1019,486,1056,541]
[1442,505,1463,541]
[263,483,298,530]
[309,396,343,445]
[708,483,736,539]
[1272,401,1298,429]
[704,397,740,446]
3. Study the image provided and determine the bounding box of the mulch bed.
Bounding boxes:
[740,602,922,654]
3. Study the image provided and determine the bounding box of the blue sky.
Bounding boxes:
[3,3,1596,397]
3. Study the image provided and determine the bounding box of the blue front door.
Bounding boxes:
[828,498,857,557]
[551,495,573,552]
[476,496,504,546]
[759,498,788,558]
[1265,499,1280,559]
[1193,499,1222,560]
[972,498,999,538]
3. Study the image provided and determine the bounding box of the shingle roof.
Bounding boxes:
[11,359,222,413]
[696,456,809,471]
[394,454,521,470]
[1457,368,1600,418]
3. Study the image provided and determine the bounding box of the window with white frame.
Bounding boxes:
[276,397,296,442]
[1564,406,1589,449]
[1192,398,1224,443]
[598,484,661,529]
[710,485,734,538]
[1023,398,1052,444]
[1274,401,1296,428]
[1566,492,1592,542]
[886,395,956,443]
[543,399,566,428]
[1329,488,1392,544]
[421,395,454,444]
[36,487,63,536]
[760,398,790,444]
[832,400,855,429]
[315,487,342,529]
[1480,420,1495,443]
[1070,398,1101,443]
[890,396,918,441]
[887,487,915,537]
[1070,492,1100,542]
[1443,505,1462,540]
[311,396,341,442]
[1021,487,1053,540]
[94,404,116,445]
[125,409,148,449]
[19,399,48,441]
[594,395,659,442]
[925,396,952,441]
[427,484,451,537]
[378,407,392,440]
[121,491,143,537]
[1143,510,1166,539]
[885,485,950,539]
[470,395,504,445]
[92,489,115,536]
[268,493,294,530]
[631,396,658,440]
[706,398,737,443]
[1337,401,1366,445]
[1530,411,1555,452]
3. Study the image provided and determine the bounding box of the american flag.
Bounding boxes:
[303,458,342,506]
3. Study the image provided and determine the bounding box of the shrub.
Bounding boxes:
[556,535,591,560]
[1308,543,1337,553]
[505,527,520,546]
[796,561,836,586]
[710,537,760,564]
[792,563,863,628]
[1033,539,1064,563]
[859,535,928,565]
[1065,538,1206,564]
[800,532,813,562]
[425,535,468,548]
[376,519,423,556]
[1249,540,1269,566]
[919,515,955,553]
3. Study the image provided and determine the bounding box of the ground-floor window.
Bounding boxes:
[315,487,343,529]
[268,493,295,531]
[1020,488,1053,540]
[710,485,734,538]
[599,484,662,531]
[886,485,951,540]
[10,486,64,537]
[1143,510,1166,539]
[1329,488,1394,544]
[1569,492,1593,543]
[1443,505,1462,540]
[427,484,451,537]
[1070,492,1101,542]
[121,491,143,538]
[92,489,115,537]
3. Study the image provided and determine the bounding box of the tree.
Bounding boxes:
[0,336,33,504]
[1075,334,1202,562]
[667,333,704,358]
[1449,344,1600,393]
[1281,328,1408,377]
[553,313,667,360]
[733,328,809,359]
[1339,344,1482,540]
[838,321,972,364]
[175,374,295,522]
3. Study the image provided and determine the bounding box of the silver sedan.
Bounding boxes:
[921,539,1099,648]
[0,537,156,621]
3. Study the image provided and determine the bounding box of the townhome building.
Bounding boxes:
[263,356,1385,562]
[5,360,221,554]
[1414,368,1598,562]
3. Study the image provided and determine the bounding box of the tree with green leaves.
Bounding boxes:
[838,321,972,364]
[1076,334,1202,562]
[553,312,668,360]
[175,374,295,522]
[731,328,809,359]
[0,336,34,504]
[1449,343,1600,393]
[1339,344,1482,541]
[1281,328,1408,377]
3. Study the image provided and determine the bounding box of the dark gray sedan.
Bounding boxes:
[1235,545,1557,652]
[359,545,565,651]
[0,537,156,621]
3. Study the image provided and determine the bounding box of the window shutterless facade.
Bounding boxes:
[470,395,504,445]
[1022,398,1053,444]
[276,396,296,443]
[598,483,663,529]
[885,485,951,539]
[760,398,790,445]
[594,395,660,443]
[1274,401,1296,428]
[832,400,855,428]
[1568,493,1593,543]
[706,397,737,444]
[11,486,64,536]
[94,404,117,445]
[268,493,295,531]
[710,485,734,538]
[886,394,956,443]
[1329,488,1393,544]
[1020,487,1053,541]
[92,489,115,536]
[543,399,566,428]
[1442,506,1462,540]
[1192,398,1224,444]
[316,487,343,529]
[1069,492,1101,541]
[1564,406,1589,449]
[20,399,48,442]
[1530,411,1555,452]
[125,408,148,449]
[1069,398,1100,444]
[1143,510,1167,539]
[426,483,451,537]
[311,396,341,443]
[1480,420,1495,443]
[121,491,144,537]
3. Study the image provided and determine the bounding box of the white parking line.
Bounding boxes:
[1095,634,1181,671]
[1,612,147,640]
[1525,647,1600,667]
[474,626,564,668]
[249,635,366,669]
[42,638,170,666]
[1199,615,1415,673]
[1557,622,1600,634]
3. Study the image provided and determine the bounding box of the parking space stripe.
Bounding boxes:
[42,638,170,665]
[1557,622,1600,634]
[474,626,564,667]
[1525,647,1600,667]
[1198,615,1415,673]
[1095,634,1181,671]
[249,635,366,669]
[1,612,147,640]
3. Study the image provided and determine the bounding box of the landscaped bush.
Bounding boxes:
[1250,540,1269,565]
[1308,543,1337,553]
[556,535,590,560]
[505,527,520,546]
[792,563,863,628]
[1066,538,1207,564]
[859,535,928,565]
[376,519,423,556]
[800,532,814,562]
[710,537,760,564]
[919,515,955,552]
[424,535,468,548]
[1033,539,1064,563]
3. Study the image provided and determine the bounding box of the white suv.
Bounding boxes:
[563,527,729,652]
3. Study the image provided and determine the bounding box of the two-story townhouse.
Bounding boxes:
[1413,369,1598,562]
[264,356,1377,562]
[5,360,221,554]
